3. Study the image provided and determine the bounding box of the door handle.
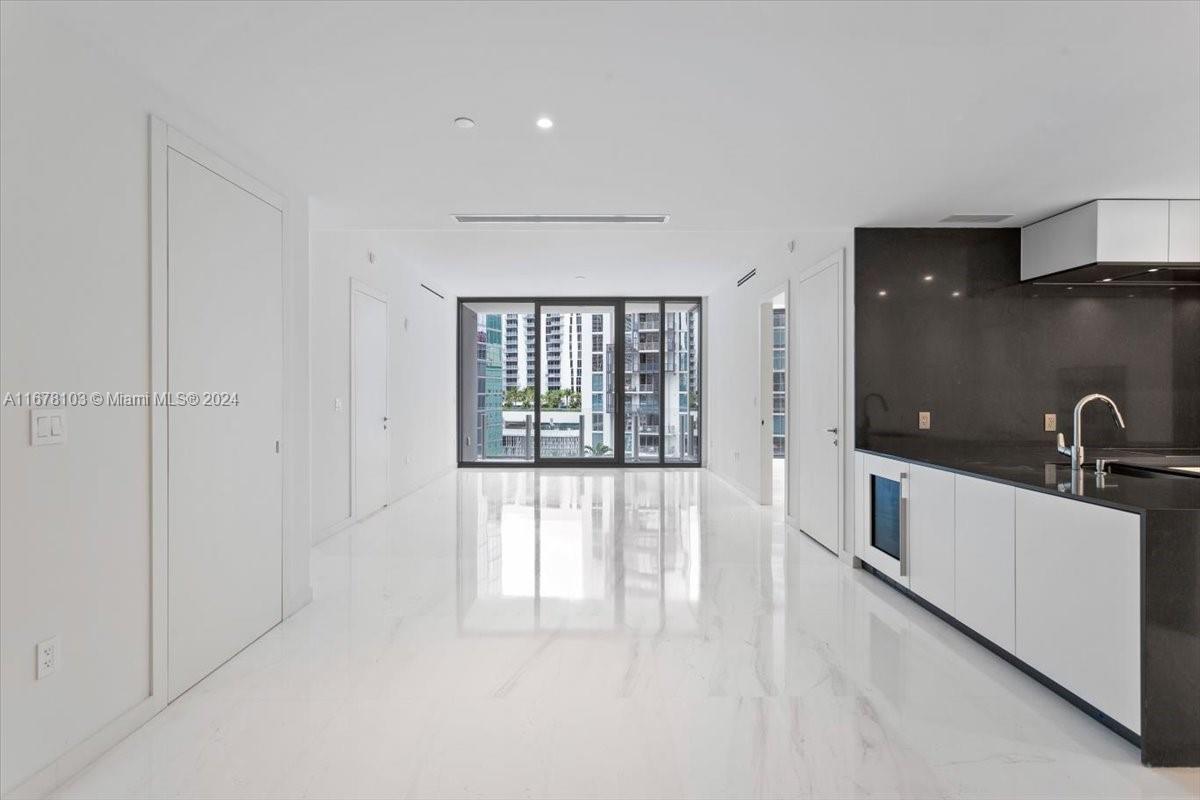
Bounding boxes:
[825,427,838,434]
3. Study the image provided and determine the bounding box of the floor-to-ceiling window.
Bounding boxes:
[539,304,616,460]
[458,298,702,467]
[458,301,537,463]
[623,301,661,463]
[664,301,701,463]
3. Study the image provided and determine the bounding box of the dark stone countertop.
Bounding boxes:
[856,437,1200,514]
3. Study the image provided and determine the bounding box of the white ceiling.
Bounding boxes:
[41,0,1200,293]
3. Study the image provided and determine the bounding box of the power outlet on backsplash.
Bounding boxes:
[918,411,931,430]
[1044,413,1057,432]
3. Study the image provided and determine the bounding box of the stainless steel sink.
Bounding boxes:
[1097,455,1200,478]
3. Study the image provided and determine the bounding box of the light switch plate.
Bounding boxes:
[30,409,66,446]
[1044,413,1057,432]
[918,411,931,430]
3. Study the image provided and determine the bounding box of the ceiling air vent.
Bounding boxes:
[453,213,669,224]
[939,213,1014,224]
[736,268,757,287]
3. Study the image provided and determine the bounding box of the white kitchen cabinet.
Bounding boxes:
[954,475,1016,652]
[1168,199,1200,262]
[1015,490,1141,733]
[1095,200,1169,262]
[908,464,956,614]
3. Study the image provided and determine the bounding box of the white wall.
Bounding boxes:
[310,230,457,540]
[0,4,310,794]
[705,231,857,554]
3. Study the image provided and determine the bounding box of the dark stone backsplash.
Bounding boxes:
[855,228,1200,449]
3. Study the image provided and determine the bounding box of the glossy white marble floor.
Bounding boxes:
[54,469,1198,799]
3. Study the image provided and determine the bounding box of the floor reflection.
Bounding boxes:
[457,470,704,635]
[54,467,1199,799]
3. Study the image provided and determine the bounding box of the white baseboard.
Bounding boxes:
[704,466,761,507]
[3,695,157,800]
[284,584,313,618]
[312,514,355,546]
[313,464,457,547]
[387,463,456,507]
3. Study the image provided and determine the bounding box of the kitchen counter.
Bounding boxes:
[855,437,1199,766]
[856,438,1200,514]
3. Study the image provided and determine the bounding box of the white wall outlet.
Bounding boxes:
[918,411,931,430]
[30,409,67,446]
[334,397,343,412]
[1044,413,1057,432]
[36,636,59,679]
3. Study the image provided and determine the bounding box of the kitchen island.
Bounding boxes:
[854,439,1199,767]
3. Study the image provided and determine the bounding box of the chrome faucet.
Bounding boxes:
[1056,393,1126,471]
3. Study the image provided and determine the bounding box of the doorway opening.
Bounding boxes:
[759,288,787,510]
[770,295,787,508]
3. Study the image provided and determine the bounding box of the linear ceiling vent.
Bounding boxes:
[939,213,1014,224]
[736,267,757,287]
[452,213,669,224]
[420,283,445,300]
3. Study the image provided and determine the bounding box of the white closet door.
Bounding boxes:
[353,285,389,517]
[792,259,842,555]
[168,148,283,700]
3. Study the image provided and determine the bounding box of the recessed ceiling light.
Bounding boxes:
[951,290,961,297]
[923,274,934,282]
[878,290,888,297]
[1101,278,1113,283]
[452,116,476,129]
[1066,286,1073,290]
[536,116,554,129]
[1148,268,1159,273]
[574,275,586,280]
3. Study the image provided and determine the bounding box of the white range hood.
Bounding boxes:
[1021,199,1200,283]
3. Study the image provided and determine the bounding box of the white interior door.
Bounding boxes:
[168,148,283,700]
[792,256,842,554]
[353,283,389,517]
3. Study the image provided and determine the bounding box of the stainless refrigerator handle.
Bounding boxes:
[898,472,909,577]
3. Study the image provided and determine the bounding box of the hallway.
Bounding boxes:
[54,470,1196,799]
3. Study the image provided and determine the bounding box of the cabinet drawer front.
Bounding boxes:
[955,475,1016,652]
[1015,491,1141,733]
